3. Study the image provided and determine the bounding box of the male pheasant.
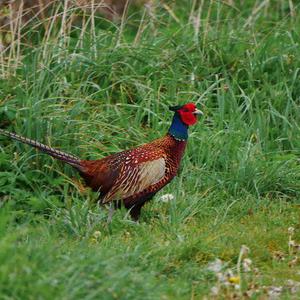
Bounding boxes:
[0,103,203,220]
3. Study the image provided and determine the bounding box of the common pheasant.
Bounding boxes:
[0,103,203,220]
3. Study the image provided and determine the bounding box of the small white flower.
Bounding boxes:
[159,194,175,203]
[93,231,101,238]
[289,240,296,247]
[288,227,295,235]
[210,286,219,296]
[207,259,223,273]
[286,279,300,294]
[243,258,252,272]
[267,286,283,298]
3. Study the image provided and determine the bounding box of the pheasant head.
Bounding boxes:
[168,102,203,140]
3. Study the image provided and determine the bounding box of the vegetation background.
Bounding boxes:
[0,0,300,298]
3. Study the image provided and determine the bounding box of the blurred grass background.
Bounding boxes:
[0,0,300,298]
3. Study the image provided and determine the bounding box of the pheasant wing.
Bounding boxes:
[102,157,166,203]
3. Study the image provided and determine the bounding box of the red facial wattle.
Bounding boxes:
[178,110,198,125]
[177,103,199,126]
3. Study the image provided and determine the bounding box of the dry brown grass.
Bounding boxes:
[0,0,149,51]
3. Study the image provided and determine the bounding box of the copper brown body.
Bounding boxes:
[0,129,186,220]
[80,135,187,219]
[0,103,201,220]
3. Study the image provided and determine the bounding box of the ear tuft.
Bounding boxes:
[169,105,182,112]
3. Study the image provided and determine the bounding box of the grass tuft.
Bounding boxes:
[1,1,300,298]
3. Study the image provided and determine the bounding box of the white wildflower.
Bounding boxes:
[242,258,252,272]
[288,227,295,236]
[210,286,219,296]
[93,231,101,239]
[159,194,175,203]
[267,286,283,299]
[286,279,300,294]
[207,259,223,273]
[289,240,295,247]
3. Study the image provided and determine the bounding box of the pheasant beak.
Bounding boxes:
[193,108,203,116]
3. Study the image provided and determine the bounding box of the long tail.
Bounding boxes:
[0,129,83,170]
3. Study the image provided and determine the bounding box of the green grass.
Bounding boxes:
[1,0,300,298]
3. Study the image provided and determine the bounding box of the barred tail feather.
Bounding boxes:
[0,129,83,170]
